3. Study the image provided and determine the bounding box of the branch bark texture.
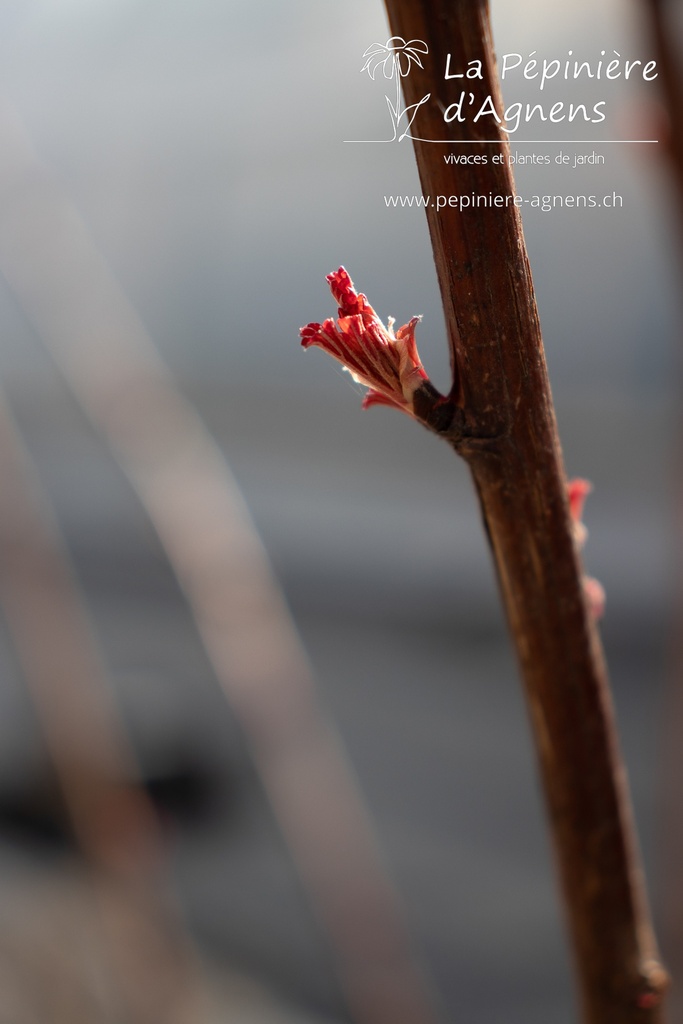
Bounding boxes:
[383,1,668,1021]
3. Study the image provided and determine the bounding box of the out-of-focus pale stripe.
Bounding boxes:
[0,97,443,1024]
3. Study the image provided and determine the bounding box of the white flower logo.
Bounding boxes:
[361,37,428,79]
[361,37,430,141]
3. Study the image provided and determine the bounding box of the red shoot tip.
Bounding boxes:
[567,478,604,620]
[300,268,429,417]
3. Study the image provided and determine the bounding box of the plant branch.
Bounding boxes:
[380,0,668,1021]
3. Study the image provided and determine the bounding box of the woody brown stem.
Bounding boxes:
[384,0,668,1021]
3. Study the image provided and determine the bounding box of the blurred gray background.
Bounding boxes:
[0,1,678,1022]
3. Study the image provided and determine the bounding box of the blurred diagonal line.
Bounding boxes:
[641,0,683,213]
[0,99,443,1024]
[638,3,683,1013]
[0,390,210,1023]
[640,9,683,1021]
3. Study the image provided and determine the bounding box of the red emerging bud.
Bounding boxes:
[567,478,605,620]
[326,266,368,318]
[300,267,429,417]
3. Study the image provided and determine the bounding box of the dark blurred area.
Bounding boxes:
[0,2,677,1023]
